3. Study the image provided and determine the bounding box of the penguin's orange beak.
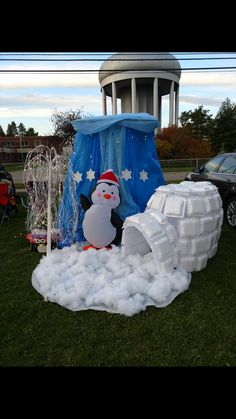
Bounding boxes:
[104,193,111,199]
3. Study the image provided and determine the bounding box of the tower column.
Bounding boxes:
[169,80,174,125]
[153,77,159,120]
[175,84,179,126]
[153,78,159,134]
[131,78,137,113]
[158,96,162,129]
[112,81,117,115]
[102,87,107,115]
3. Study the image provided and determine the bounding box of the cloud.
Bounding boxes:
[179,95,223,107]
[0,94,103,117]
[181,72,236,87]
[0,107,54,118]
[0,73,100,89]
[0,93,101,106]
[3,71,235,90]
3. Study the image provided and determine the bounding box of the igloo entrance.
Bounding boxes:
[122,209,178,274]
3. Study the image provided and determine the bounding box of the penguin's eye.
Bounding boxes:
[111,191,114,194]
[102,190,105,193]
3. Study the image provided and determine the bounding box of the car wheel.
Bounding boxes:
[225,197,236,229]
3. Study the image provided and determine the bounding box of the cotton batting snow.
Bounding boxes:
[32,244,191,316]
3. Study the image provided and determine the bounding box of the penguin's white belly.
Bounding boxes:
[82,205,116,248]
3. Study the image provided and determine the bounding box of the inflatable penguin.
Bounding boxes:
[80,170,124,249]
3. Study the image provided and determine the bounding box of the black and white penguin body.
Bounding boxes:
[81,170,123,248]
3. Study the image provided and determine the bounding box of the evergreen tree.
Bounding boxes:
[18,122,27,136]
[212,98,236,152]
[6,121,18,136]
[0,125,5,136]
[179,105,214,141]
[25,127,38,136]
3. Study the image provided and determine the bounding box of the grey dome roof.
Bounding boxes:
[99,52,181,83]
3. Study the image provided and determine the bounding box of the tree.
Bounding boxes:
[156,139,173,159]
[26,127,38,136]
[17,123,27,136]
[211,98,236,152]
[179,105,214,141]
[0,125,5,136]
[50,108,86,145]
[6,121,18,136]
[156,126,213,159]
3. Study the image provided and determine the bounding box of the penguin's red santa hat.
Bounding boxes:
[97,169,120,188]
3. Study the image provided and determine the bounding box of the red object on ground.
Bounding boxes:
[83,244,98,251]
[25,233,47,244]
[83,244,112,251]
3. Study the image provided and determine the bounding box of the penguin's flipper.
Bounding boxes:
[80,194,92,211]
[111,210,124,230]
[112,228,123,246]
[111,211,124,246]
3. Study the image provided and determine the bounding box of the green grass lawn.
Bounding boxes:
[162,166,192,172]
[0,203,235,367]
[14,180,181,190]
[5,163,192,174]
[4,163,192,173]
[14,180,182,191]
[14,183,25,190]
[4,163,24,172]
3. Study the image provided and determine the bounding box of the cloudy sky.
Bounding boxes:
[0,52,236,135]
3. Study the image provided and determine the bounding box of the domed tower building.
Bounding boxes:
[99,52,181,128]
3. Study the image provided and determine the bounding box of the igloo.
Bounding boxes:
[122,181,224,273]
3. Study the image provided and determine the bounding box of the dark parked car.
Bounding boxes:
[185,152,236,228]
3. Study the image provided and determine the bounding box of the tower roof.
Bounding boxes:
[99,52,181,83]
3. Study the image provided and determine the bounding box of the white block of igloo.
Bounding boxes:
[146,181,223,272]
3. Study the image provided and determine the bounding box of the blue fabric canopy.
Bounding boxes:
[57,113,164,245]
[71,112,158,135]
